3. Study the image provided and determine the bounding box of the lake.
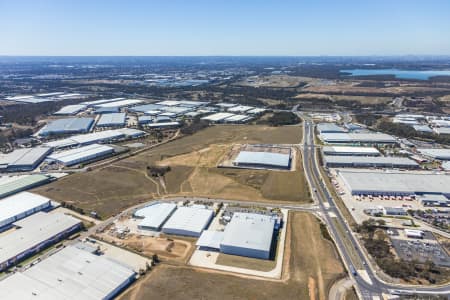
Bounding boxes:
[340,69,450,80]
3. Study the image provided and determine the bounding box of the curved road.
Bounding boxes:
[301,117,450,299]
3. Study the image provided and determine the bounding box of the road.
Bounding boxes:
[300,116,450,299]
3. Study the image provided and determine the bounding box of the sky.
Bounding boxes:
[0,0,449,56]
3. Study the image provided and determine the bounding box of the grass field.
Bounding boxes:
[33,125,309,218]
[118,212,345,300]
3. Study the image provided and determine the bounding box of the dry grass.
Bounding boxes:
[33,125,306,218]
[118,212,345,300]
[215,253,277,272]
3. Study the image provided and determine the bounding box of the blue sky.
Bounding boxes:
[0,0,449,56]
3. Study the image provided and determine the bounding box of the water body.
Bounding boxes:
[340,69,450,80]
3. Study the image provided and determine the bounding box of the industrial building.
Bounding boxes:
[317,123,347,134]
[94,106,120,114]
[138,115,154,125]
[404,229,424,239]
[413,125,433,133]
[202,112,235,122]
[146,122,180,129]
[94,98,143,108]
[128,103,164,114]
[0,245,136,300]
[0,192,52,228]
[417,148,450,160]
[339,170,450,196]
[233,151,291,170]
[134,202,177,231]
[38,117,94,136]
[196,230,225,250]
[224,114,252,123]
[54,104,86,115]
[0,212,82,271]
[0,175,52,199]
[433,127,450,135]
[220,213,275,259]
[47,144,115,166]
[418,194,450,207]
[82,97,125,106]
[227,105,254,113]
[322,146,380,156]
[320,132,397,145]
[323,155,419,169]
[0,147,52,172]
[162,206,213,237]
[96,113,126,127]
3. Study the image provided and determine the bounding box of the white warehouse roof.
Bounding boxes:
[95,99,143,108]
[162,206,213,237]
[417,148,450,160]
[323,156,418,168]
[135,202,177,230]
[202,112,235,122]
[220,213,275,259]
[0,212,81,268]
[234,151,290,168]
[54,104,86,115]
[322,146,380,156]
[47,144,114,166]
[339,170,450,196]
[0,245,135,300]
[0,147,52,171]
[196,230,225,249]
[320,132,397,144]
[0,192,52,228]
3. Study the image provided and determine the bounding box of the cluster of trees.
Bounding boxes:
[60,201,85,215]
[377,120,450,145]
[180,117,209,135]
[147,165,171,177]
[261,111,301,126]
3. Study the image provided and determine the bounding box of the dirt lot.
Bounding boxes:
[118,212,345,300]
[33,125,307,218]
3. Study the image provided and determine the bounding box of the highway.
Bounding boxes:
[300,117,450,299]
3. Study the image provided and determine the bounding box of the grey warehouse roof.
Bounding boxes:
[162,206,213,236]
[0,245,135,300]
[39,117,94,136]
[0,175,51,199]
[418,148,450,160]
[0,192,51,227]
[234,151,290,168]
[96,113,126,127]
[196,230,225,249]
[317,123,347,133]
[135,202,177,229]
[54,104,86,115]
[0,147,51,170]
[221,213,275,253]
[323,155,418,168]
[320,132,397,144]
[339,170,450,195]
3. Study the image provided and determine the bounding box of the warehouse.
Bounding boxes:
[417,148,450,160]
[339,170,450,196]
[96,113,126,128]
[413,125,433,133]
[54,104,86,115]
[0,175,52,199]
[146,122,180,129]
[196,230,225,251]
[220,213,275,260]
[247,107,266,114]
[224,114,252,123]
[138,115,154,124]
[0,212,82,271]
[0,192,52,229]
[0,245,136,300]
[317,123,347,134]
[115,128,145,138]
[82,97,125,106]
[227,105,254,113]
[320,132,397,145]
[322,146,381,156]
[433,127,450,135]
[162,106,192,115]
[202,112,235,122]
[233,151,291,170]
[135,202,177,231]
[162,206,213,237]
[94,98,143,108]
[323,155,419,169]
[0,147,52,172]
[94,106,120,114]
[38,117,94,136]
[128,103,164,113]
[48,143,115,166]
[418,194,450,207]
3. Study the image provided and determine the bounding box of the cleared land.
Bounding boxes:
[33,125,309,218]
[118,212,345,300]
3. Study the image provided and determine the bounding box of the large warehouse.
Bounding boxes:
[322,146,381,156]
[317,123,347,134]
[38,117,94,136]
[417,148,450,160]
[339,170,450,196]
[0,212,82,271]
[47,143,115,166]
[0,192,52,228]
[233,150,291,170]
[95,98,143,108]
[54,104,86,115]
[135,202,177,231]
[220,213,275,259]
[323,156,419,169]
[162,206,213,237]
[0,147,52,172]
[320,132,397,145]
[0,245,136,300]
[0,175,52,199]
[96,113,126,127]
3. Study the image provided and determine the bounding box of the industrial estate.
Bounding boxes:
[0,56,450,300]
